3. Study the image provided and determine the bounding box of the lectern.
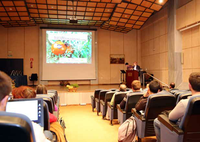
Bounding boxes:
[126,70,139,88]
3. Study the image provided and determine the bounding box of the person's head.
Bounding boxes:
[12,86,36,99]
[119,83,127,92]
[125,62,129,66]
[133,62,137,66]
[148,80,161,94]
[131,80,141,91]
[36,84,47,94]
[189,72,200,94]
[170,82,175,89]
[0,71,12,111]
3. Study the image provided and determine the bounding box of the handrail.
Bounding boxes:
[143,72,169,88]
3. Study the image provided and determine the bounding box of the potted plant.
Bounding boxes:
[66,84,79,92]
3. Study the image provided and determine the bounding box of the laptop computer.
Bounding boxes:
[6,98,44,128]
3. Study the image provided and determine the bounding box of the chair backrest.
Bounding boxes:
[113,92,127,108]
[179,95,200,141]
[94,89,102,99]
[125,92,144,112]
[0,112,36,142]
[30,73,38,81]
[176,91,192,104]
[109,88,117,91]
[144,94,176,136]
[104,91,115,104]
[36,96,54,113]
[47,90,58,104]
[37,94,55,110]
[174,90,188,99]
[43,101,50,130]
[99,90,109,101]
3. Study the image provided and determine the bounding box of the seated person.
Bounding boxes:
[135,80,161,112]
[110,83,127,106]
[36,84,47,94]
[120,80,142,109]
[169,82,175,89]
[36,84,58,111]
[0,71,50,142]
[12,86,57,123]
[154,72,200,142]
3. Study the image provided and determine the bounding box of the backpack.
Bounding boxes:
[118,116,136,142]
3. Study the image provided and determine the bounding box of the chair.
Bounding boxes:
[158,95,200,142]
[29,73,38,86]
[100,91,115,119]
[37,94,55,111]
[117,92,143,125]
[173,90,188,100]
[0,111,36,142]
[132,93,176,141]
[107,92,127,125]
[43,101,50,130]
[47,90,58,104]
[91,89,102,112]
[36,96,54,113]
[95,90,108,115]
[176,91,192,104]
[169,88,179,94]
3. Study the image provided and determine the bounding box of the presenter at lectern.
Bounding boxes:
[132,62,140,72]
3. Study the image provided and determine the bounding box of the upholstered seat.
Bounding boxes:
[91,89,102,112]
[95,90,108,115]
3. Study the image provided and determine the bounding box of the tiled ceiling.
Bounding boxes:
[0,0,168,33]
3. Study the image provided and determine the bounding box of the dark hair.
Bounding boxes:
[0,71,12,101]
[131,80,141,90]
[125,62,129,65]
[12,86,36,99]
[170,82,175,89]
[149,80,161,93]
[36,84,47,94]
[189,72,200,92]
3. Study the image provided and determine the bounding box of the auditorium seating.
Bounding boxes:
[117,92,143,125]
[43,101,50,130]
[132,93,176,141]
[0,111,36,142]
[107,92,127,125]
[91,89,102,112]
[100,91,115,119]
[95,90,109,115]
[176,91,192,104]
[158,95,200,142]
[36,96,54,113]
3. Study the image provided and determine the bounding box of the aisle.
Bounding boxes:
[60,105,120,142]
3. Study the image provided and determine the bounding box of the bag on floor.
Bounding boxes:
[118,116,136,142]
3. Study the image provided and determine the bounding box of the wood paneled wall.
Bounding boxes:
[177,0,200,30]
[181,26,200,82]
[140,7,169,85]
[0,25,39,85]
[98,29,139,84]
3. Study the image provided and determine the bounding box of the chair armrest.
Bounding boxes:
[131,108,145,121]
[117,104,125,113]
[100,100,105,105]
[107,102,113,109]
[158,114,184,135]
[95,98,99,103]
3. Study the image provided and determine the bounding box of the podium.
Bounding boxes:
[126,70,139,88]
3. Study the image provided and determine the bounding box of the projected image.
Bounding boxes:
[46,31,92,64]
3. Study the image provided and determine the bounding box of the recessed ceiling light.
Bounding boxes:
[159,0,163,3]
[125,15,127,17]
[107,9,110,12]
[51,6,54,8]
[89,8,92,10]
[9,8,12,10]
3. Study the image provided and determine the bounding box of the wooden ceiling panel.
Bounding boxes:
[0,0,168,32]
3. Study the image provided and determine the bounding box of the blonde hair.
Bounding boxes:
[36,84,47,94]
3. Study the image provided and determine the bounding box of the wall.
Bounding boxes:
[98,29,139,84]
[181,26,200,82]
[0,25,138,85]
[0,25,39,85]
[140,7,169,85]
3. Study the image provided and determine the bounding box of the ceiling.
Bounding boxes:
[0,0,168,33]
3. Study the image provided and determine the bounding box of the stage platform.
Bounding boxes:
[46,85,118,106]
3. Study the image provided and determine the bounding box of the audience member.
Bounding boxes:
[0,71,50,142]
[154,72,200,142]
[135,80,161,112]
[169,82,175,89]
[36,84,47,94]
[120,80,141,109]
[110,83,127,106]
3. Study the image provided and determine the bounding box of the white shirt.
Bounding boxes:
[32,122,50,142]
